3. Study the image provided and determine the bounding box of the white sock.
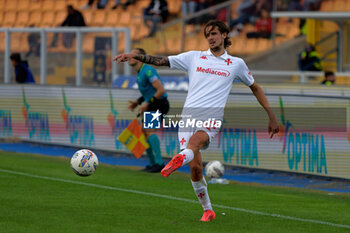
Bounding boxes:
[191,176,212,211]
[180,148,194,166]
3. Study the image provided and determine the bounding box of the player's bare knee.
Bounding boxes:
[187,139,201,151]
[188,132,208,151]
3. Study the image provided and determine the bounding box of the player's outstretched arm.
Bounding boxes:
[113,53,170,67]
[249,82,279,138]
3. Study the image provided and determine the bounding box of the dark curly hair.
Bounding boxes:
[134,48,146,55]
[204,20,232,48]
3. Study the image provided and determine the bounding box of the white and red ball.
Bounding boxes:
[205,160,224,178]
[70,149,99,176]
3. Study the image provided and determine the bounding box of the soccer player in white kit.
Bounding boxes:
[114,20,279,222]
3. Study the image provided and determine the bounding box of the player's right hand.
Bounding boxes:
[113,53,134,63]
[128,100,138,111]
[268,118,279,139]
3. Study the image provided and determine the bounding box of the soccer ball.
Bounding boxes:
[205,160,224,178]
[70,149,99,176]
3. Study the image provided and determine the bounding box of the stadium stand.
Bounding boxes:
[0,0,305,56]
[1,0,349,85]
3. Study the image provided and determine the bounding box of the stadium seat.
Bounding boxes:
[321,20,338,33]
[135,0,149,10]
[320,0,334,11]
[55,11,67,26]
[4,0,18,11]
[243,24,256,34]
[0,0,4,11]
[29,0,42,12]
[82,34,95,53]
[92,10,106,26]
[244,38,257,54]
[228,36,246,55]
[139,37,157,54]
[105,11,119,27]
[16,12,30,27]
[184,34,200,51]
[347,0,350,10]
[10,33,28,52]
[276,22,288,36]
[138,24,150,39]
[28,12,42,27]
[0,12,3,26]
[20,34,30,53]
[82,10,93,26]
[2,12,17,27]
[42,12,55,27]
[196,34,209,51]
[333,0,346,11]
[286,24,300,38]
[42,0,55,12]
[256,38,272,52]
[129,24,137,40]
[168,0,181,14]
[131,12,143,26]
[118,35,125,53]
[118,11,131,26]
[104,0,116,9]
[17,0,30,12]
[55,1,67,12]
[0,34,4,51]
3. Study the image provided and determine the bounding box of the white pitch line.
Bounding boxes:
[1,168,349,230]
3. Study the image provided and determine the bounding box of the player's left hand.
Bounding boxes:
[268,118,279,138]
[128,100,138,111]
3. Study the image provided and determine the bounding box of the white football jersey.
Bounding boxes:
[169,49,254,120]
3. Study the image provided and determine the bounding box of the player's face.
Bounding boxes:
[205,26,226,51]
[128,49,139,66]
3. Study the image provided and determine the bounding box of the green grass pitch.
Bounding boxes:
[0,151,349,233]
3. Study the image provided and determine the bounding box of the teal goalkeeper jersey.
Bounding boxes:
[137,64,167,102]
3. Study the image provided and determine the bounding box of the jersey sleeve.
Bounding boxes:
[145,67,160,83]
[236,59,255,86]
[168,51,197,71]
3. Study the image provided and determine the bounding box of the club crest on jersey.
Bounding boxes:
[196,67,230,77]
[200,56,208,60]
[225,58,232,65]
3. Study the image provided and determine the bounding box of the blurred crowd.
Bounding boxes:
[17,0,336,85]
[46,0,324,41]
[25,0,326,53]
[228,0,322,39]
[81,0,136,10]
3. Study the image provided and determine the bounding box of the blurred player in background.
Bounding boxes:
[127,48,169,173]
[10,53,36,84]
[298,43,323,71]
[114,20,279,222]
[321,71,336,85]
